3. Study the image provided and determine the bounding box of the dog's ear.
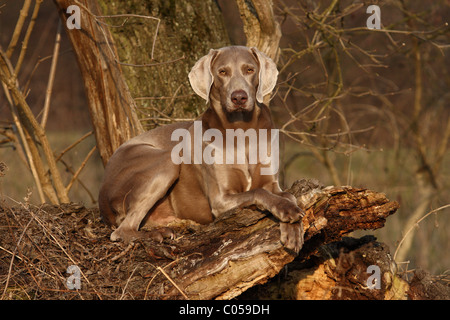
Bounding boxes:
[250,47,279,104]
[188,49,218,104]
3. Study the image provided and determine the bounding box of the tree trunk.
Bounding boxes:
[54,0,144,166]
[236,0,281,61]
[97,0,230,130]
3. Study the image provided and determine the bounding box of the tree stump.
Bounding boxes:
[144,179,399,299]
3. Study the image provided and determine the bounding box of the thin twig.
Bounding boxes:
[58,158,96,204]
[55,131,94,162]
[14,0,43,75]
[6,0,32,58]
[41,20,62,128]
[0,49,69,203]
[65,146,97,193]
[144,259,179,299]
[120,264,140,300]
[0,49,46,203]
[157,266,189,300]
[111,243,135,262]
[394,204,450,261]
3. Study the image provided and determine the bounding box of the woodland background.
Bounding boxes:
[0,0,449,280]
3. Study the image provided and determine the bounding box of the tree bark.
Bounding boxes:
[98,0,230,130]
[54,0,144,166]
[236,0,281,61]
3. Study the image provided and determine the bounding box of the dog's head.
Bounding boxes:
[189,46,278,117]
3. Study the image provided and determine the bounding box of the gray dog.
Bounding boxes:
[98,46,304,252]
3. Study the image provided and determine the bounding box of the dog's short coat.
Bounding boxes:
[98,46,304,252]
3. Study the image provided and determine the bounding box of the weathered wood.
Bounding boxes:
[143,179,399,299]
[236,0,281,62]
[241,236,410,300]
[54,0,144,165]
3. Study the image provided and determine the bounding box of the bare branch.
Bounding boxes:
[41,20,62,128]
[5,0,32,58]
[14,0,43,75]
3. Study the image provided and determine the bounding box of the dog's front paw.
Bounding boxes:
[143,227,175,243]
[280,221,304,254]
[110,228,129,243]
[272,199,305,224]
[110,227,138,243]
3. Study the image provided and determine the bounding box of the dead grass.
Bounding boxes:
[0,201,182,300]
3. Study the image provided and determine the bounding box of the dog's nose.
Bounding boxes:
[231,90,248,106]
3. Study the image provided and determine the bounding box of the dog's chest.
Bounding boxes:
[220,162,259,193]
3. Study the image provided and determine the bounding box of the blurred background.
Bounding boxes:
[0,0,449,276]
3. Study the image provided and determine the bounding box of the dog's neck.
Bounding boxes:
[203,99,273,133]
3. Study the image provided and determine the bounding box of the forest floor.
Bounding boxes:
[0,201,449,300]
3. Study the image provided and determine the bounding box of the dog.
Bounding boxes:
[98,46,304,253]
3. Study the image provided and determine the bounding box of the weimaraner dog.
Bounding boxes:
[98,46,304,252]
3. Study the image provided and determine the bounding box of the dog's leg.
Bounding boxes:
[253,189,305,253]
[216,188,304,222]
[212,189,304,252]
[272,190,305,253]
[110,163,179,243]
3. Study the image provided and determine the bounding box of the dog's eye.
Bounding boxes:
[219,69,227,76]
[246,68,254,74]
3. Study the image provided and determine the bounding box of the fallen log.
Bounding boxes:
[144,179,399,299]
[241,235,411,300]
